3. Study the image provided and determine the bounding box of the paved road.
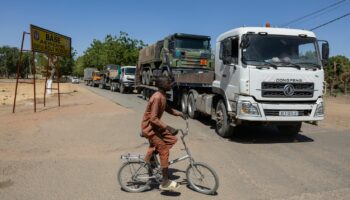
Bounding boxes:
[82,84,350,200]
[1,83,349,200]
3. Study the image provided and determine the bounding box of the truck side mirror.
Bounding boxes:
[321,42,329,61]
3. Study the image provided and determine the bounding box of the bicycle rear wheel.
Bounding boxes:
[117,162,151,192]
[186,162,219,195]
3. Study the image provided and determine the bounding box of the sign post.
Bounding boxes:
[13,25,71,113]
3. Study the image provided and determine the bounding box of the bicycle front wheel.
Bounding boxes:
[117,162,150,192]
[186,162,219,195]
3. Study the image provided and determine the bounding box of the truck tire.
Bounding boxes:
[142,89,146,100]
[142,70,147,85]
[277,123,301,137]
[99,83,104,89]
[215,100,233,138]
[181,93,188,114]
[145,70,151,85]
[163,70,169,77]
[188,93,198,119]
[119,83,126,93]
[110,83,116,92]
[136,88,142,94]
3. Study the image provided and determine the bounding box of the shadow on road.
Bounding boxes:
[190,116,314,144]
[160,190,181,197]
[229,125,314,144]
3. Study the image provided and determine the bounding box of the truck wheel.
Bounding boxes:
[188,93,198,119]
[110,84,116,92]
[163,70,169,77]
[142,70,147,85]
[142,89,146,100]
[181,93,188,114]
[119,83,126,93]
[145,70,151,85]
[215,100,233,138]
[99,83,104,89]
[277,123,301,137]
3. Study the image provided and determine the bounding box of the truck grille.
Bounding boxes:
[261,82,314,98]
[264,109,312,116]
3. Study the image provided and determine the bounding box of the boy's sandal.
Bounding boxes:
[159,181,181,191]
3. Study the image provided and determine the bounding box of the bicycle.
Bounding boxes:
[117,119,219,195]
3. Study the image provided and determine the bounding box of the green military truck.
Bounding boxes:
[136,33,215,114]
[136,33,213,86]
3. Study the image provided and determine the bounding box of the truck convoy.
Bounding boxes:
[136,27,329,138]
[86,64,136,93]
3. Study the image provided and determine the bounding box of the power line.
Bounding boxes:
[281,0,348,27]
[310,12,350,30]
[290,1,349,26]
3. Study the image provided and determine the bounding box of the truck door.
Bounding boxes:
[219,36,240,99]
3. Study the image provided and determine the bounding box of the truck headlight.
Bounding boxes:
[238,101,261,117]
[314,102,324,117]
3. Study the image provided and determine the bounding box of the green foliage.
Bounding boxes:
[0,46,32,78]
[76,31,146,73]
[326,55,350,94]
[59,49,77,76]
[73,56,85,76]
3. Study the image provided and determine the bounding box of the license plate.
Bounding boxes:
[279,111,299,116]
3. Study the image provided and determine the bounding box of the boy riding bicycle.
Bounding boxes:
[141,76,186,191]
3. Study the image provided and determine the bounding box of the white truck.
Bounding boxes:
[110,66,136,93]
[140,26,329,137]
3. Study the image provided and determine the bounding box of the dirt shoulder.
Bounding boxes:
[0,79,77,106]
[320,95,350,130]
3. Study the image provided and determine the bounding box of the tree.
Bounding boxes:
[0,46,19,78]
[80,31,146,70]
[73,56,85,77]
[326,55,350,95]
[59,49,77,76]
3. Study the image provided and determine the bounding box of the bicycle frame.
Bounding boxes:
[121,119,195,180]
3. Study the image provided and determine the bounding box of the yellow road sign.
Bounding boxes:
[30,24,71,57]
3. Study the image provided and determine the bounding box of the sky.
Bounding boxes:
[0,0,349,58]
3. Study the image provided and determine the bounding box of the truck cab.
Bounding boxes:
[119,66,136,92]
[164,33,212,71]
[213,27,329,137]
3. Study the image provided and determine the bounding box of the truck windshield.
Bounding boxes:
[175,38,210,50]
[242,34,321,68]
[125,68,135,75]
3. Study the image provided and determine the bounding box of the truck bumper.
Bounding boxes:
[123,81,134,87]
[234,96,324,122]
